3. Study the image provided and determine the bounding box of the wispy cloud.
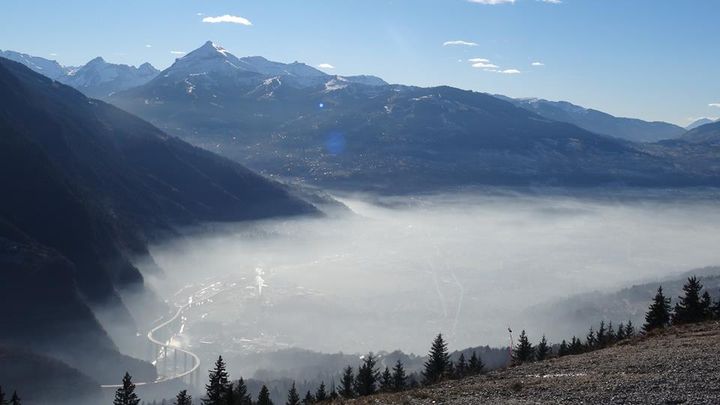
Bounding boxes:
[145,44,152,48]
[49,53,58,56]
[317,63,335,69]
[170,51,186,55]
[443,40,478,47]
[539,0,562,3]
[501,69,521,74]
[710,103,720,108]
[468,0,515,4]
[472,62,499,69]
[202,14,252,26]
[468,58,491,63]
[531,61,544,66]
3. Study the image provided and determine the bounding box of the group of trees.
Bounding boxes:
[643,277,720,332]
[0,386,22,405]
[117,276,719,405]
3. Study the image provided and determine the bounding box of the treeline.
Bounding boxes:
[0,386,22,405]
[109,275,720,405]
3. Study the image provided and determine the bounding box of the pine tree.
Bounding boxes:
[9,392,19,405]
[535,335,551,361]
[422,334,451,384]
[286,382,300,405]
[203,356,229,405]
[224,383,236,405]
[607,322,616,344]
[114,373,141,405]
[315,382,327,402]
[672,277,705,324]
[701,291,713,320]
[644,286,672,332]
[257,385,272,405]
[380,366,393,392]
[585,327,596,350]
[468,351,484,375]
[340,366,355,398]
[329,380,339,400]
[596,321,607,348]
[625,320,635,338]
[234,378,252,405]
[713,298,720,319]
[302,391,314,405]
[569,336,583,354]
[615,322,626,341]
[558,340,569,356]
[355,353,380,396]
[512,330,535,364]
[175,390,192,405]
[455,353,468,378]
[391,359,408,391]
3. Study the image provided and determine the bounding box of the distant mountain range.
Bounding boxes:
[104,41,719,191]
[495,96,685,142]
[686,117,719,131]
[5,43,720,193]
[0,49,159,98]
[0,56,316,403]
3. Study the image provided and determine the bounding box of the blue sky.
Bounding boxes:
[1,0,718,125]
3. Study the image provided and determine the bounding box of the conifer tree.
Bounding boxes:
[569,336,583,354]
[302,391,314,405]
[422,334,451,384]
[713,298,720,319]
[596,321,607,348]
[535,335,551,361]
[340,366,355,398]
[175,390,192,405]
[468,351,484,375]
[455,353,468,378]
[615,322,626,341]
[558,340,569,356]
[585,327,596,350]
[672,277,705,324]
[224,383,236,405]
[391,359,408,391]
[380,366,393,392]
[512,330,535,364]
[257,385,272,405]
[329,381,339,400]
[315,382,327,402]
[286,382,300,405]
[114,373,141,405]
[607,322,616,344]
[644,286,672,332]
[234,378,252,405]
[701,291,713,320]
[625,320,635,338]
[203,356,229,405]
[9,392,19,405]
[355,353,380,396]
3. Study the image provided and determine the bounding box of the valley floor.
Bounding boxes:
[342,322,720,404]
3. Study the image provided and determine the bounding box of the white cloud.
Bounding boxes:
[145,44,152,48]
[472,62,499,69]
[443,40,478,47]
[468,58,491,63]
[540,0,562,3]
[202,15,252,26]
[49,53,57,56]
[196,12,204,16]
[468,0,515,4]
[531,61,544,66]
[317,63,335,69]
[170,51,186,55]
[710,103,720,108]
[501,69,521,74]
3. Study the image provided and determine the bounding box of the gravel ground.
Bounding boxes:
[336,321,720,404]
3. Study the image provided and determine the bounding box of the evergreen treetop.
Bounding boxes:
[286,382,300,405]
[672,277,705,324]
[422,334,451,384]
[512,330,535,364]
[203,356,230,405]
[392,359,408,391]
[175,390,192,405]
[535,335,551,361]
[256,385,273,405]
[644,286,672,332]
[113,372,140,405]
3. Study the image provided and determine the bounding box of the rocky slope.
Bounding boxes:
[345,322,720,404]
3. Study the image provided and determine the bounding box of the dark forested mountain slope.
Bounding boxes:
[0,56,316,398]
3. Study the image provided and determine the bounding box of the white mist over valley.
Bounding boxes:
[142,190,720,368]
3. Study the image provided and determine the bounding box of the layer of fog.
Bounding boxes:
[142,190,720,359]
